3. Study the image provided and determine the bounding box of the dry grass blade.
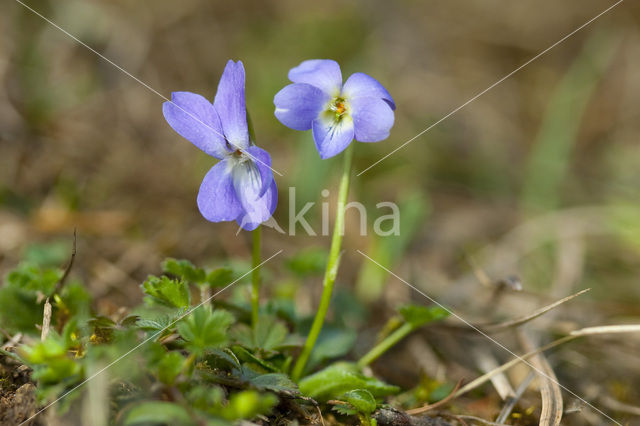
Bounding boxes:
[600,396,640,417]
[453,323,640,399]
[41,298,52,341]
[1,330,23,352]
[519,331,563,426]
[482,288,590,333]
[570,324,640,336]
[473,348,514,400]
[496,371,536,423]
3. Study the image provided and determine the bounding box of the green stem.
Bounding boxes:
[357,323,414,368]
[251,226,262,328]
[292,144,354,381]
[181,352,197,376]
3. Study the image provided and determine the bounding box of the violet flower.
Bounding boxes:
[273,59,396,159]
[163,60,277,231]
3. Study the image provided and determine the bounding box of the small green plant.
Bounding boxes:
[0,252,450,424]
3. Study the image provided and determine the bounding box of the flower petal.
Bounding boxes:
[343,72,396,110]
[197,160,243,222]
[244,145,274,197]
[236,180,278,231]
[162,92,227,158]
[232,161,278,230]
[350,96,395,142]
[312,116,355,159]
[213,60,250,149]
[288,59,342,95]
[274,83,330,131]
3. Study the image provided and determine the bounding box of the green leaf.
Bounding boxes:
[231,315,288,352]
[309,325,356,368]
[157,351,185,385]
[20,335,82,385]
[249,373,299,394]
[0,285,43,333]
[184,385,225,413]
[220,390,278,421]
[398,305,449,328]
[332,403,357,416]
[232,346,280,373]
[341,389,377,415]
[254,315,288,351]
[162,258,206,284]
[177,307,234,356]
[142,275,190,309]
[119,315,140,327]
[206,268,234,288]
[7,262,62,296]
[123,401,194,425]
[298,362,399,402]
[205,348,241,370]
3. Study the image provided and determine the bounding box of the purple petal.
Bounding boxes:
[236,180,278,231]
[350,96,395,142]
[162,92,227,158]
[288,59,342,95]
[343,73,396,110]
[197,160,243,222]
[213,60,249,149]
[244,145,274,197]
[312,116,355,159]
[274,83,330,131]
[232,161,278,230]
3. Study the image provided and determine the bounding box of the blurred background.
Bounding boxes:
[2,0,640,422]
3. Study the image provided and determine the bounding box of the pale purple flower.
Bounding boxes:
[163,60,277,231]
[273,59,396,159]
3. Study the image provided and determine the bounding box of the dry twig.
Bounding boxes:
[519,331,563,426]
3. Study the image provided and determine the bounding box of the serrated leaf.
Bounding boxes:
[162,258,206,284]
[254,316,288,351]
[231,316,288,352]
[7,262,62,296]
[332,403,358,416]
[398,305,449,328]
[298,362,399,402]
[123,401,194,425]
[142,276,190,309]
[136,319,164,331]
[341,389,377,415]
[177,307,234,356]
